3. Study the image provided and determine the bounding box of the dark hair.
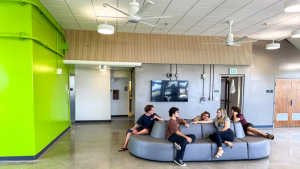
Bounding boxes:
[144,105,154,112]
[201,111,210,119]
[169,107,179,117]
[231,106,241,114]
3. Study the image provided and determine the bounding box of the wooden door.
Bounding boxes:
[275,79,300,127]
[291,79,300,127]
[274,79,292,127]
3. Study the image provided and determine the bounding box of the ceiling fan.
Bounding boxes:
[203,21,258,46]
[98,0,173,27]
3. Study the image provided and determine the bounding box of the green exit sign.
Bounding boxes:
[230,68,237,74]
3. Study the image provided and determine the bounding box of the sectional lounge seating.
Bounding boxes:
[128,121,269,161]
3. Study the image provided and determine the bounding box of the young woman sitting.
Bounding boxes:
[192,108,234,159]
[231,106,274,140]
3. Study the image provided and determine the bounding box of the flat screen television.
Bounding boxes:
[151,80,189,102]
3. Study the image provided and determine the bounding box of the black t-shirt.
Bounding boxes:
[136,113,160,130]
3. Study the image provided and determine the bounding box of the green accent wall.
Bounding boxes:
[0,0,69,157]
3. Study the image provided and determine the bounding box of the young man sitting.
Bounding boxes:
[167,107,196,167]
[119,105,163,151]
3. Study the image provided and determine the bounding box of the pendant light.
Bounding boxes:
[291,19,300,38]
[266,36,280,50]
[97,17,114,34]
[284,0,300,12]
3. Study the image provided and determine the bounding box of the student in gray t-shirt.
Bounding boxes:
[191,108,235,159]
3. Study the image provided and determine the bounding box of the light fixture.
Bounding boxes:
[266,36,280,50]
[99,65,107,71]
[291,30,300,38]
[97,17,114,34]
[284,0,300,12]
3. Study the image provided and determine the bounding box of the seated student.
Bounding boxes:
[193,111,210,122]
[167,107,196,167]
[231,106,274,140]
[192,108,234,159]
[118,105,163,151]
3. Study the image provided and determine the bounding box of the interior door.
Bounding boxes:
[291,79,300,127]
[274,79,292,127]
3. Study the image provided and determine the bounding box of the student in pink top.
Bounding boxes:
[231,106,274,140]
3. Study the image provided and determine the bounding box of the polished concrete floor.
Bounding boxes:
[1,117,300,169]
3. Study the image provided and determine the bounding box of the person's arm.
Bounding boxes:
[154,114,163,121]
[182,119,189,128]
[175,131,192,143]
[192,119,213,124]
[131,124,140,130]
[232,113,240,122]
[193,117,199,122]
[221,121,230,131]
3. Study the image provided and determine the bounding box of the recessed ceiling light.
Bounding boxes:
[284,0,300,12]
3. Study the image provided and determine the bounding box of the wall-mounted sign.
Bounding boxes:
[214,90,219,93]
[229,68,237,74]
[266,90,273,93]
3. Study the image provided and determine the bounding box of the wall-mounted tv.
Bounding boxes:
[151,80,189,102]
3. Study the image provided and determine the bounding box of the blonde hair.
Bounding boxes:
[216,108,227,127]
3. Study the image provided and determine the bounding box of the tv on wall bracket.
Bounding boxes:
[151,80,189,102]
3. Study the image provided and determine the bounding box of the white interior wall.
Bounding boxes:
[111,78,130,116]
[75,69,111,121]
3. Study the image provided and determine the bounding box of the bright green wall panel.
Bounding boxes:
[31,0,69,155]
[0,2,35,156]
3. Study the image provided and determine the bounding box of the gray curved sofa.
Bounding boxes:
[128,121,269,161]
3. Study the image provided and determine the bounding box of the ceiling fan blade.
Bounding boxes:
[96,16,127,19]
[141,15,173,20]
[203,43,226,44]
[233,36,248,43]
[235,40,258,44]
[135,1,154,16]
[234,43,241,47]
[121,21,131,26]
[103,3,130,17]
[140,19,156,27]
[216,37,227,43]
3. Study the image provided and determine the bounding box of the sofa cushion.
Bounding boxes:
[150,121,167,139]
[238,136,270,159]
[232,121,246,138]
[182,139,211,161]
[180,123,202,139]
[206,138,248,161]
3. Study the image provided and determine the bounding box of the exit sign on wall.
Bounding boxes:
[229,68,237,74]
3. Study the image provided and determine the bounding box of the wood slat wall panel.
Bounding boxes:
[64,30,253,65]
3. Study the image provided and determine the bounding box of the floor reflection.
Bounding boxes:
[1,117,300,169]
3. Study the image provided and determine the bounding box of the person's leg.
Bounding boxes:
[120,128,149,149]
[247,127,268,138]
[186,134,196,143]
[209,134,216,142]
[246,131,258,136]
[218,130,235,144]
[168,134,188,160]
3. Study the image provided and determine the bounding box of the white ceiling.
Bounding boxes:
[40,0,300,41]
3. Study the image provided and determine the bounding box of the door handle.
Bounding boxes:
[291,100,295,106]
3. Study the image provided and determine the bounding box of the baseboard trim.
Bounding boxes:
[0,126,70,161]
[75,120,111,123]
[254,125,273,128]
[111,115,128,117]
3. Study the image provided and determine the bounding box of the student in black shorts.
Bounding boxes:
[231,106,274,140]
[118,105,163,151]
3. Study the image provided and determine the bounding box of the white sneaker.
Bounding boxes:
[174,159,186,167]
[174,142,181,150]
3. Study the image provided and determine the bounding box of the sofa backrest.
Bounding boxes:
[232,122,245,138]
[201,123,235,139]
[180,124,202,139]
[150,121,167,139]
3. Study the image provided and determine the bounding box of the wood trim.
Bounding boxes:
[64,30,253,65]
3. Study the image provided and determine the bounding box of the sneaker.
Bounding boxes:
[174,142,181,150]
[173,159,186,167]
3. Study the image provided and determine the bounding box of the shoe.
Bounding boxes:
[174,142,181,150]
[227,141,233,149]
[214,150,225,159]
[173,159,186,167]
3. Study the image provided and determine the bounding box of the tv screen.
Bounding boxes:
[151,80,189,102]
